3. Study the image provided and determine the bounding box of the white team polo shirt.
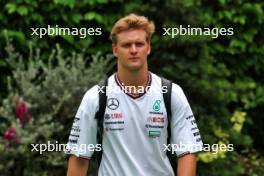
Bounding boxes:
[66,72,203,176]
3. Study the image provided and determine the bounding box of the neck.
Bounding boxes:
[117,67,149,87]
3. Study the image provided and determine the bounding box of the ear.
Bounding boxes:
[112,43,118,57]
[147,43,151,55]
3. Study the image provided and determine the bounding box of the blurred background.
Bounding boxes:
[0,0,263,175]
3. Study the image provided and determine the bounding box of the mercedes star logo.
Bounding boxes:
[107,98,119,110]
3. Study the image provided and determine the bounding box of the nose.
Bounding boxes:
[130,44,137,54]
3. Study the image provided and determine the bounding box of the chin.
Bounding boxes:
[127,64,144,71]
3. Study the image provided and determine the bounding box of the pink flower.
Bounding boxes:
[15,101,31,124]
[2,127,19,147]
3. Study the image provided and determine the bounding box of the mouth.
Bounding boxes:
[128,57,140,60]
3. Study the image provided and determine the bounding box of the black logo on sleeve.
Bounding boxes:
[107,98,119,110]
[104,113,111,120]
[73,117,80,123]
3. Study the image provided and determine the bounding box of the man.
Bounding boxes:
[66,14,203,176]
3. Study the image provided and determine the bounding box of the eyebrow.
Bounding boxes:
[120,40,145,45]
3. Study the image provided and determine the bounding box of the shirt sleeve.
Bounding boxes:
[65,85,100,159]
[170,83,203,157]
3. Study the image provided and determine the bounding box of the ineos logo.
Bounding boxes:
[107,98,119,110]
[104,113,111,120]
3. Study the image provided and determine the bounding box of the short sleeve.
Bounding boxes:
[65,85,100,159]
[170,84,203,157]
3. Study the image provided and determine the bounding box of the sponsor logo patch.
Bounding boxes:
[111,113,123,119]
[71,126,80,132]
[107,98,119,110]
[145,124,164,128]
[104,113,111,120]
[149,131,161,138]
[73,117,80,123]
[105,127,124,131]
[104,121,124,125]
[147,117,165,123]
[153,100,161,111]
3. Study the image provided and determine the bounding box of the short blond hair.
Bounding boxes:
[110,13,155,43]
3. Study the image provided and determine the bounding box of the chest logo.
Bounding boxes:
[107,98,119,110]
[153,100,161,111]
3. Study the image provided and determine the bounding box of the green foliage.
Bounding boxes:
[0,0,123,53]
[135,0,264,175]
[0,40,112,175]
[0,0,124,101]
[0,0,263,175]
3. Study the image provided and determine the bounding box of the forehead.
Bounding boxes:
[116,29,147,43]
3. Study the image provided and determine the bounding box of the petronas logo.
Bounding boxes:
[153,100,161,111]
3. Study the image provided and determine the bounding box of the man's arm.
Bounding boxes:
[67,155,89,176]
[177,153,197,176]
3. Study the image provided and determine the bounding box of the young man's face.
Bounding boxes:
[112,29,151,72]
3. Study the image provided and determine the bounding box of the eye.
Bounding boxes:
[122,43,130,48]
[136,42,144,47]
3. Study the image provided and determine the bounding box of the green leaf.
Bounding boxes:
[5,3,17,14]
[233,15,246,25]
[229,39,246,51]
[253,4,263,16]
[61,34,74,44]
[53,0,75,8]
[0,59,7,67]
[211,43,225,53]
[96,0,108,4]
[218,0,226,6]
[84,12,103,23]
[87,0,108,6]
[218,10,233,20]
[71,14,83,24]
[17,6,29,16]
[31,13,44,23]
[242,3,263,16]
[243,29,257,43]
[4,30,26,43]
